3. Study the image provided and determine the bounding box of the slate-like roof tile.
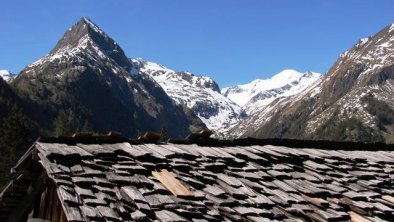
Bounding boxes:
[3,139,394,221]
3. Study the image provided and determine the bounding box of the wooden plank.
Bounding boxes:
[248,194,274,206]
[116,143,149,157]
[80,205,100,219]
[144,194,176,208]
[38,153,62,174]
[82,198,107,207]
[349,211,372,222]
[120,186,147,204]
[57,186,80,205]
[76,144,113,156]
[345,191,380,200]
[340,197,373,215]
[155,210,187,222]
[45,185,55,220]
[286,179,330,196]
[75,186,95,198]
[161,144,196,158]
[78,167,105,177]
[267,170,291,179]
[96,206,119,220]
[106,174,134,185]
[272,180,298,193]
[302,194,329,207]
[136,144,166,160]
[211,147,238,160]
[303,160,332,171]
[130,210,147,220]
[312,206,349,221]
[203,185,226,197]
[172,144,201,157]
[60,202,84,222]
[217,174,243,188]
[382,195,394,204]
[372,202,394,213]
[144,144,175,158]
[152,169,193,197]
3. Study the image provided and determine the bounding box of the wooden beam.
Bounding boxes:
[45,184,55,220]
[38,187,48,218]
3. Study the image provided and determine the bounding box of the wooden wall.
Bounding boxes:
[28,182,67,222]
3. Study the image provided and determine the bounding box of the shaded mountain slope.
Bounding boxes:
[11,18,205,138]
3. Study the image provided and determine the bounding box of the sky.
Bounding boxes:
[1,0,393,87]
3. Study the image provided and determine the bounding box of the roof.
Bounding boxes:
[2,136,394,221]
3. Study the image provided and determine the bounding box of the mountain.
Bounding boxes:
[222,69,321,114]
[0,78,21,124]
[0,70,16,82]
[130,58,246,137]
[11,17,205,138]
[232,23,394,143]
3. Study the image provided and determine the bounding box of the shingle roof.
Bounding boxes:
[2,137,394,221]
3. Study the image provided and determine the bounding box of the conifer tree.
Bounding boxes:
[0,105,36,189]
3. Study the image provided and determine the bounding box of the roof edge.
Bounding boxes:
[36,136,394,151]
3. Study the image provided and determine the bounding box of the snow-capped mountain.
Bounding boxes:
[130,58,246,137]
[231,22,394,143]
[11,17,205,138]
[222,69,321,114]
[0,70,17,81]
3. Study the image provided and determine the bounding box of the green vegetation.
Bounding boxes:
[362,94,394,130]
[0,105,37,189]
[312,114,384,142]
[253,99,314,139]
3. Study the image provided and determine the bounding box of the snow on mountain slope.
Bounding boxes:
[222,69,321,114]
[230,22,394,143]
[11,18,205,138]
[130,58,246,137]
[25,17,133,82]
[0,70,16,81]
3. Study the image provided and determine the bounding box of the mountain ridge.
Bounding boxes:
[10,17,205,138]
[130,58,246,137]
[2,17,393,143]
[222,69,321,115]
[232,22,394,143]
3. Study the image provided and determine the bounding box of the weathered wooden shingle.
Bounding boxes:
[5,139,394,222]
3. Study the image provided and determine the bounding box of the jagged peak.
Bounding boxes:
[38,17,131,70]
[130,58,220,92]
[51,17,112,53]
[80,17,106,36]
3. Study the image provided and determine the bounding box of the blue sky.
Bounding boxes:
[1,0,393,87]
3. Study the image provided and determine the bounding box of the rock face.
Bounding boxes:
[130,58,246,137]
[232,23,394,143]
[11,18,205,138]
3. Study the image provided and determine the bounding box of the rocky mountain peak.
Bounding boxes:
[319,22,394,106]
[48,17,130,69]
[130,58,220,92]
